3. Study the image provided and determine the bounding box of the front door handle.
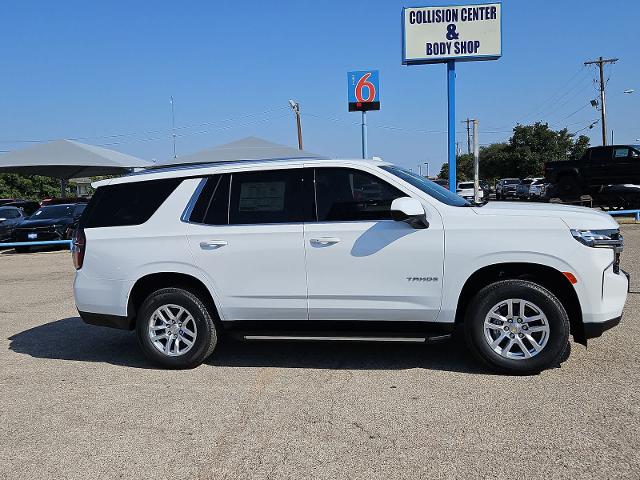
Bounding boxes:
[200,240,228,250]
[310,237,341,245]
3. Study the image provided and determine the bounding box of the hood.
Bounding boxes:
[16,217,74,228]
[472,201,619,230]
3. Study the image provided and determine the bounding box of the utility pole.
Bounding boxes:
[584,56,618,146]
[472,119,480,204]
[170,96,177,159]
[462,118,472,154]
[288,100,303,150]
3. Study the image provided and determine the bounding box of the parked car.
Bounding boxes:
[40,197,89,206]
[516,178,543,200]
[456,181,485,201]
[0,206,26,242]
[12,203,86,253]
[545,145,640,208]
[529,179,551,201]
[433,179,449,189]
[74,159,628,374]
[2,200,40,216]
[495,178,520,200]
[480,180,493,195]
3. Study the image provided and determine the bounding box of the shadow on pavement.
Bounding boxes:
[209,337,488,374]
[8,317,489,374]
[8,317,151,369]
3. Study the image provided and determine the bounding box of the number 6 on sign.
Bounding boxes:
[347,70,380,112]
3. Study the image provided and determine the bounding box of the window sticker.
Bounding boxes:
[239,182,286,212]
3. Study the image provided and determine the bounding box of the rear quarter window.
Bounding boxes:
[81,178,182,228]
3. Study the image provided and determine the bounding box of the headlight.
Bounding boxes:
[571,229,623,251]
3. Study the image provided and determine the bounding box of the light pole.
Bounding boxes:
[472,119,480,204]
[288,100,303,150]
[170,96,177,159]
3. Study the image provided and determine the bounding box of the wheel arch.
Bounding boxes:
[127,272,220,328]
[454,262,585,344]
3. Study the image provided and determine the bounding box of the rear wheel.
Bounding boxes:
[464,279,570,375]
[136,287,218,369]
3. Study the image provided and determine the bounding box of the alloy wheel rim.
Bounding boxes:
[148,304,197,357]
[483,298,550,360]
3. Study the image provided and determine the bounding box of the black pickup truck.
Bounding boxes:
[545,145,640,208]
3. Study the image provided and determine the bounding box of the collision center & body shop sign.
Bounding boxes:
[402,3,502,64]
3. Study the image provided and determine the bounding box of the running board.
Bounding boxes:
[241,334,452,344]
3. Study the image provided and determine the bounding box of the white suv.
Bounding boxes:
[73,158,628,374]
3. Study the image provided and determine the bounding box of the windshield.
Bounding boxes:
[0,207,21,219]
[503,179,520,185]
[521,179,534,185]
[458,183,474,189]
[381,165,470,207]
[29,205,75,220]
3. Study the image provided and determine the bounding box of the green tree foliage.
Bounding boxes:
[0,174,61,200]
[439,122,591,182]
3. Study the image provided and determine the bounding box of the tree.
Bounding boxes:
[437,122,590,183]
[0,174,61,200]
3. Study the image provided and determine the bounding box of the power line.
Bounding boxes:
[490,66,590,130]
[0,107,290,145]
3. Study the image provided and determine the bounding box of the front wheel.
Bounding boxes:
[136,287,218,369]
[464,279,570,375]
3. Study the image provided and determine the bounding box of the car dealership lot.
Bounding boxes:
[1,228,639,479]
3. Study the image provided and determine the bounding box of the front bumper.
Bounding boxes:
[13,228,65,242]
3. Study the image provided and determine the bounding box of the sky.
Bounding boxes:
[0,0,638,173]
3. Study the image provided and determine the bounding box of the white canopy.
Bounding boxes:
[156,136,326,167]
[0,139,152,179]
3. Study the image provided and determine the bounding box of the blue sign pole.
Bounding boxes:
[447,60,456,192]
[361,111,368,159]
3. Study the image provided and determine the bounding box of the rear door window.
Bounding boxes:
[229,169,308,225]
[82,178,182,228]
[590,147,613,162]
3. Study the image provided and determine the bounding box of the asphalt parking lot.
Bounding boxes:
[1,227,639,479]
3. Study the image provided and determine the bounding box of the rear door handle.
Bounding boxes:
[200,240,228,249]
[310,237,341,245]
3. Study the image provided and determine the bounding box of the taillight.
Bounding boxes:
[72,228,86,270]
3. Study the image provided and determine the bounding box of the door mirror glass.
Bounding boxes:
[390,197,428,229]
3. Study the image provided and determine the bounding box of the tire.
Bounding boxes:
[136,287,218,369]
[496,193,501,200]
[464,279,570,375]
[14,246,30,253]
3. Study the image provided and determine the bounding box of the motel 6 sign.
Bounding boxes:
[347,70,380,112]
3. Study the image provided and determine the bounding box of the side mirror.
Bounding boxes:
[390,197,429,229]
